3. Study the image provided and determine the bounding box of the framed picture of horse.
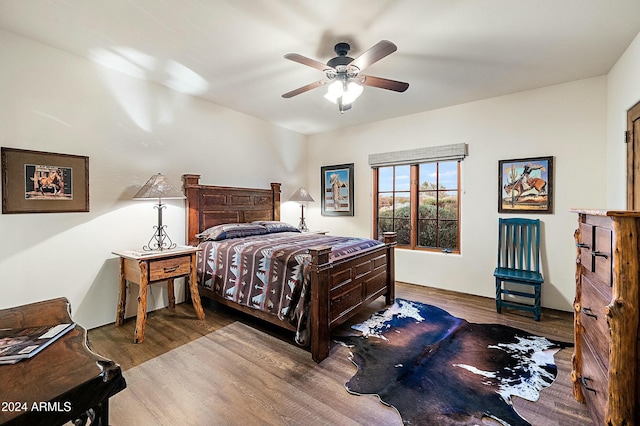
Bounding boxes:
[498,156,553,214]
[321,163,354,216]
[1,147,89,214]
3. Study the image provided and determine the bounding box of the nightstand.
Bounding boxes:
[303,230,328,235]
[112,246,205,343]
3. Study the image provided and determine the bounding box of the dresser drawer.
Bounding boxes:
[580,335,608,426]
[579,223,594,272]
[580,274,610,369]
[593,227,612,287]
[579,223,612,288]
[149,255,192,281]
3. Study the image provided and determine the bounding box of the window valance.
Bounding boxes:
[368,143,468,168]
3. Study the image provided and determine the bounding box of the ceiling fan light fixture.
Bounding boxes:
[324,80,344,103]
[324,80,363,106]
[343,82,363,104]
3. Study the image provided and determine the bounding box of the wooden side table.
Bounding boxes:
[112,246,205,343]
[0,298,126,425]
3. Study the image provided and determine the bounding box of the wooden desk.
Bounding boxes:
[113,246,205,343]
[0,298,126,426]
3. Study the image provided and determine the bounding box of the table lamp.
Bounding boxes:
[289,187,314,232]
[133,173,186,251]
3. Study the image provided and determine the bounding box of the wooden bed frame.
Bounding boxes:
[183,174,396,362]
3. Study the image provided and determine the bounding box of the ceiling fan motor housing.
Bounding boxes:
[327,42,355,69]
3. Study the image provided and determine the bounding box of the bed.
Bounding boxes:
[183,174,396,362]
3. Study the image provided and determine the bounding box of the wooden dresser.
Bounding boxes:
[571,209,640,425]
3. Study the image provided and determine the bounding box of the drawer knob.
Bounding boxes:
[581,307,598,320]
[163,265,180,273]
[590,250,608,259]
[576,243,590,249]
[580,376,597,394]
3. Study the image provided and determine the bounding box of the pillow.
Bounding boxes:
[196,223,268,241]
[252,221,300,234]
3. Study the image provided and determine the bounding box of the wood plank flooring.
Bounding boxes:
[87,282,593,425]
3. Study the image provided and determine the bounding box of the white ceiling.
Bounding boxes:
[1,0,640,135]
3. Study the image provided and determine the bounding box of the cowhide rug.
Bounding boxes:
[334,299,571,426]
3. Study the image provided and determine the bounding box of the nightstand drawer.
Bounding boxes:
[149,255,191,281]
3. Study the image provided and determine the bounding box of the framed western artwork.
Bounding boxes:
[498,156,553,214]
[321,163,354,216]
[1,147,89,213]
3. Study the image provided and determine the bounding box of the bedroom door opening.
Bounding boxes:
[627,99,640,209]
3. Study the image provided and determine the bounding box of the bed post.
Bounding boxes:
[308,245,332,363]
[383,232,397,305]
[270,183,281,221]
[183,174,201,246]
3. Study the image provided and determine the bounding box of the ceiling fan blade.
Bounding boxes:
[284,53,330,72]
[349,40,397,71]
[282,80,327,98]
[360,75,409,92]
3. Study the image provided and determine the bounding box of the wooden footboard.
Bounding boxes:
[309,232,396,362]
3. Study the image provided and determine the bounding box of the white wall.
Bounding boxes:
[307,77,608,312]
[0,30,306,328]
[2,26,638,325]
[607,32,640,207]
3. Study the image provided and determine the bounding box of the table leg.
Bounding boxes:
[167,278,175,309]
[115,258,126,326]
[189,252,205,320]
[134,261,149,344]
[95,399,109,426]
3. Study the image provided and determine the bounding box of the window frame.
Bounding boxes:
[373,160,461,254]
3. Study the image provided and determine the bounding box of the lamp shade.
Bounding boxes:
[132,173,185,201]
[289,187,314,203]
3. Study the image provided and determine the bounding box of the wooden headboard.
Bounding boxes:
[182,174,281,246]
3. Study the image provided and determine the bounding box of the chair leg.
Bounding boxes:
[495,278,502,314]
[534,285,541,321]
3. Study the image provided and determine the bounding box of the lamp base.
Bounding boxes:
[143,203,177,251]
[298,204,309,232]
[143,226,177,251]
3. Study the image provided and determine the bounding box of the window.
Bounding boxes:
[374,160,461,253]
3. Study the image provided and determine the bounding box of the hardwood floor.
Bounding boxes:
[88,282,592,425]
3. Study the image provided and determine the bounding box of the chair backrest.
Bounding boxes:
[497,218,541,273]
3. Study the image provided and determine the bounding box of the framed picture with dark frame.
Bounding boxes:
[321,163,354,216]
[1,147,89,214]
[498,156,553,214]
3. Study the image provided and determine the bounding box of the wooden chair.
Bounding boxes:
[494,218,544,320]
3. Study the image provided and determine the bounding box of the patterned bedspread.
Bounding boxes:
[196,232,383,345]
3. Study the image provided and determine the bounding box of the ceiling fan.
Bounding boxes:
[282,40,409,112]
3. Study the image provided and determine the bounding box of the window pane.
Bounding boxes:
[438,161,458,190]
[378,194,393,213]
[379,167,394,192]
[378,218,394,235]
[438,220,458,250]
[438,195,458,219]
[419,163,436,190]
[419,192,437,219]
[395,219,411,245]
[378,202,393,228]
[395,165,411,191]
[418,219,436,247]
[394,192,411,218]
